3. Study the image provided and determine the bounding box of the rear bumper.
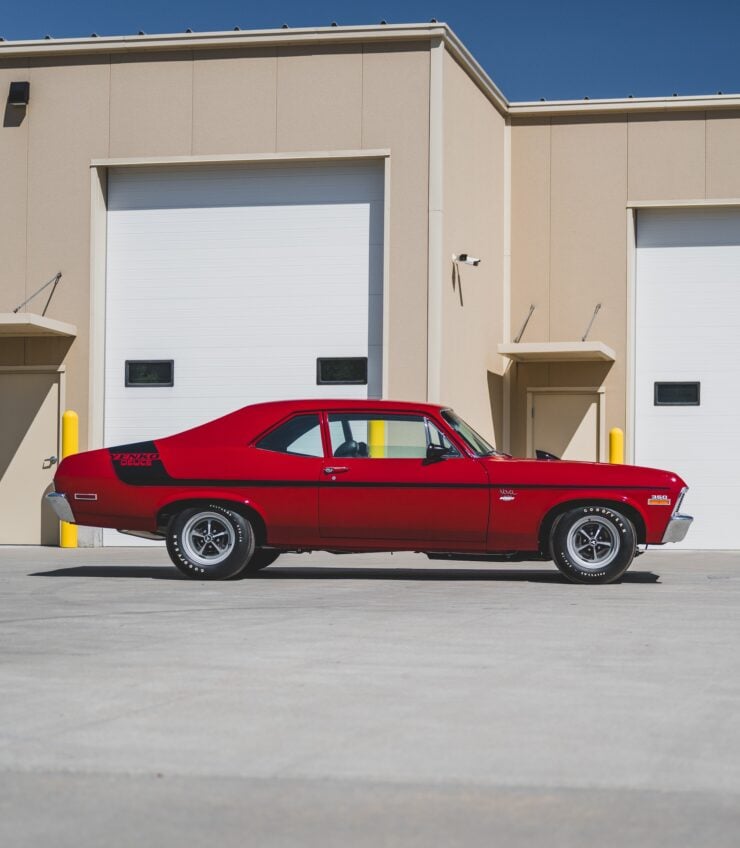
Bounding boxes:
[662,514,693,544]
[46,492,75,523]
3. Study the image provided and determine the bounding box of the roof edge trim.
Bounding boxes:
[0,22,440,53]
[4,23,735,117]
[510,93,740,116]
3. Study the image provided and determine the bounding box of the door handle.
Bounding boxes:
[323,466,349,474]
[43,455,58,469]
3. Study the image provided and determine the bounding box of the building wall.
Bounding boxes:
[0,42,431,450]
[439,50,506,445]
[4,32,739,466]
[509,109,740,457]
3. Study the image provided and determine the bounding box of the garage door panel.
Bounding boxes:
[636,208,740,549]
[109,164,384,209]
[105,160,384,545]
[635,208,740,247]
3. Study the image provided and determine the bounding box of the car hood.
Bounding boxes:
[481,455,686,491]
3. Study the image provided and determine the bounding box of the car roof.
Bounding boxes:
[238,398,449,415]
[157,397,452,451]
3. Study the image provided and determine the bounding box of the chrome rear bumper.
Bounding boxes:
[662,514,693,544]
[46,492,75,523]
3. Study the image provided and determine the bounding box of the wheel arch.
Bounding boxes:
[157,497,268,546]
[538,498,646,556]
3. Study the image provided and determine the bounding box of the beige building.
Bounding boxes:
[1,22,739,548]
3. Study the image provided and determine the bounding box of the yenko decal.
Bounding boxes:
[108,441,173,485]
[110,452,161,467]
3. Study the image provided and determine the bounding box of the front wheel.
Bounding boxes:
[166,505,255,580]
[551,506,636,584]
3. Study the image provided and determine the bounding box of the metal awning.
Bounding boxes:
[497,341,616,363]
[0,312,77,338]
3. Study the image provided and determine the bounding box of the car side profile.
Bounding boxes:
[47,399,692,584]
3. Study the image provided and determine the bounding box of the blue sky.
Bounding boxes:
[1,1,738,101]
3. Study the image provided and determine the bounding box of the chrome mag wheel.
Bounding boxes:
[565,515,620,571]
[181,511,236,566]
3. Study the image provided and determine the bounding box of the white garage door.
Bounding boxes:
[635,208,740,549]
[104,160,383,545]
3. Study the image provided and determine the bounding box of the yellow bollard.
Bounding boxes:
[609,427,624,465]
[368,419,386,458]
[60,410,79,548]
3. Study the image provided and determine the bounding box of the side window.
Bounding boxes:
[327,414,458,459]
[256,414,324,458]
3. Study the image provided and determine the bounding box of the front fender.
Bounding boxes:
[536,493,652,553]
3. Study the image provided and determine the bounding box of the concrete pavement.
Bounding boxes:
[1,546,739,846]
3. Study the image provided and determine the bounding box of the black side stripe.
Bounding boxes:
[114,477,668,492]
[108,445,670,492]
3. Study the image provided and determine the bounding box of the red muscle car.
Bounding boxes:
[47,399,692,584]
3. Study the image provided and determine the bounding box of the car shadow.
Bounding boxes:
[29,565,181,580]
[247,566,660,584]
[29,564,661,584]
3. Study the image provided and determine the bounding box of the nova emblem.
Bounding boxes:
[499,488,516,502]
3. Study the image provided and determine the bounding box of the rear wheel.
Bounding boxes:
[551,506,636,584]
[166,505,255,580]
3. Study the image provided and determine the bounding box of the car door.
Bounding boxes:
[318,412,489,543]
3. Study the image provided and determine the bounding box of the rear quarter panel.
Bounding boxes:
[152,447,323,544]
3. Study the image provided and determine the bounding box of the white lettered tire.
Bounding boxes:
[166,504,255,580]
[551,505,636,584]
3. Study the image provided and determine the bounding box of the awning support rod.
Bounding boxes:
[581,302,602,341]
[12,272,63,316]
[513,304,535,343]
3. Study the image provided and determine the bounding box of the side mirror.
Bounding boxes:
[425,444,451,463]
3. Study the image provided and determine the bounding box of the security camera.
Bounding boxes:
[453,253,481,266]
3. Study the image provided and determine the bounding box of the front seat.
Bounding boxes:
[334,440,359,457]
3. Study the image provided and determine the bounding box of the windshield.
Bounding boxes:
[441,410,502,457]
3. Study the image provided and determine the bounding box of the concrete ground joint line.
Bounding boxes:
[1,765,739,801]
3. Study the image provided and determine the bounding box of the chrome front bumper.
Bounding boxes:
[46,492,75,523]
[662,514,693,544]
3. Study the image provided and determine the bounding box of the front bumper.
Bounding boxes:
[662,514,693,543]
[46,492,75,523]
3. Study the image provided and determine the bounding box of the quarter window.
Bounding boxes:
[256,414,324,457]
